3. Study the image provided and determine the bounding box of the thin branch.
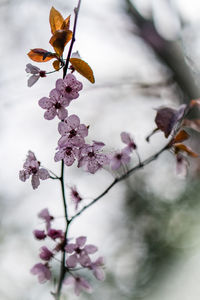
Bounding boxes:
[70,141,170,223]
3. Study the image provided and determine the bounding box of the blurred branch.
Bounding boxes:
[125,0,200,102]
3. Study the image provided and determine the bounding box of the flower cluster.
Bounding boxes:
[31,209,104,295]
[19,151,49,189]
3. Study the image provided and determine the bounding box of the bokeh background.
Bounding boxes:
[0,0,200,299]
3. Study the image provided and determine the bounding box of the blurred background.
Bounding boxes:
[0,0,200,299]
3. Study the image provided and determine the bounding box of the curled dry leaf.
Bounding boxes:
[70,58,95,83]
[155,105,186,138]
[27,49,56,62]
[52,60,60,71]
[174,143,198,157]
[49,30,72,57]
[172,130,190,144]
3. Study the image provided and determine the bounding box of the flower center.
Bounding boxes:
[65,86,72,93]
[55,102,62,109]
[65,147,72,156]
[69,129,77,138]
[39,71,46,78]
[88,152,94,158]
[116,153,122,160]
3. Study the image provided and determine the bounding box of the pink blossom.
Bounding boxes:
[110,149,131,170]
[78,141,110,174]
[30,263,51,283]
[38,89,69,120]
[47,228,64,240]
[25,63,46,87]
[65,236,97,268]
[88,257,105,281]
[56,73,83,102]
[33,230,46,240]
[58,114,88,147]
[121,132,137,154]
[38,208,53,231]
[19,151,49,189]
[64,276,92,296]
[39,246,54,261]
[54,144,79,167]
[70,186,82,210]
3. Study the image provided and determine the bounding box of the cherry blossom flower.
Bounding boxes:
[78,141,110,174]
[65,236,97,268]
[38,208,54,231]
[25,63,46,87]
[88,257,105,281]
[64,276,92,296]
[110,149,131,170]
[19,151,49,189]
[58,114,88,148]
[47,229,64,240]
[54,144,79,167]
[39,246,54,261]
[33,230,46,240]
[121,132,137,154]
[30,263,51,283]
[56,73,83,101]
[70,186,82,210]
[38,89,69,120]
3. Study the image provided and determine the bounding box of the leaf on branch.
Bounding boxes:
[27,49,56,62]
[190,99,200,109]
[174,143,198,157]
[183,119,200,133]
[49,30,72,57]
[61,15,71,31]
[52,60,60,71]
[49,7,64,34]
[172,130,190,144]
[69,58,95,83]
[155,105,186,138]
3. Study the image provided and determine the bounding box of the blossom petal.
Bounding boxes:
[57,107,68,120]
[31,174,40,189]
[38,97,52,109]
[66,254,78,268]
[38,168,49,180]
[28,75,40,87]
[76,236,87,247]
[44,107,56,120]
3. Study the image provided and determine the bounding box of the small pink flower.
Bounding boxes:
[64,276,92,296]
[110,149,131,170]
[47,228,64,240]
[88,257,105,281]
[19,151,49,189]
[30,263,51,283]
[54,144,79,167]
[78,141,110,174]
[56,73,83,102]
[38,208,53,231]
[70,186,82,210]
[33,230,46,240]
[58,114,88,148]
[26,63,46,87]
[65,236,97,268]
[38,89,69,120]
[39,246,54,261]
[121,132,137,154]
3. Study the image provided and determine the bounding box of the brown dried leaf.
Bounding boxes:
[49,7,64,34]
[49,30,72,56]
[174,143,198,157]
[52,60,60,71]
[70,58,95,83]
[61,15,70,31]
[173,130,190,144]
[27,49,56,62]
